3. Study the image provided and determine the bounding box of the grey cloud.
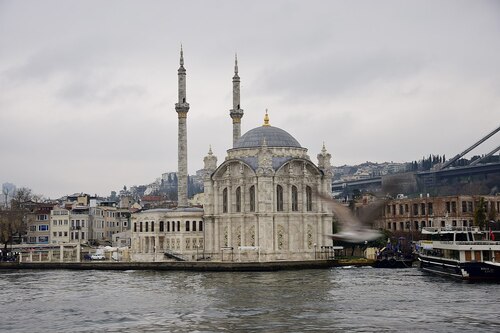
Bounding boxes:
[250,52,425,103]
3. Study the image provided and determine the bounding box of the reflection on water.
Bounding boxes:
[1,267,499,332]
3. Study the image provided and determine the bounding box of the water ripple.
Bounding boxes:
[0,268,499,332]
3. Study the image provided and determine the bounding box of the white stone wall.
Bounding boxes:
[130,209,204,262]
[204,146,334,262]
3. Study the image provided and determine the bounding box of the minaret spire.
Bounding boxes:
[230,53,244,147]
[234,53,238,75]
[180,44,184,66]
[175,45,190,207]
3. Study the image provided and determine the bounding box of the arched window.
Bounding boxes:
[139,222,143,232]
[223,188,228,213]
[291,186,298,211]
[192,220,196,231]
[159,221,164,232]
[199,221,203,231]
[236,187,241,212]
[151,221,155,232]
[249,185,255,212]
[186,221,190,232]
[306,186,312,211]
[167,221,170,232]
[177,221,180,232]
[277,185,284,212]
[145,222,148,232]
[134,223,137,232]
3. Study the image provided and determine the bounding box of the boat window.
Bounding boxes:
[440,233,453,241]
[455,233,468,242]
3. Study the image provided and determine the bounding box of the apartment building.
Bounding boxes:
[375,194,499,232]
[26,203,54,244]
[50,207,70,244]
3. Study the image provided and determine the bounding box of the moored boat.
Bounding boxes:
[374,237,415,268]
[417,226,500,281]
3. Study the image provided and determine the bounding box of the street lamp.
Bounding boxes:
[313,243,317,260]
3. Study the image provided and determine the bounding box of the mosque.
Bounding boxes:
[130,49,334,262]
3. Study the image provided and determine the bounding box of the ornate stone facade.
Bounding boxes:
[203,120,334,261]
[130,208,204,262]
[131,50,334,262]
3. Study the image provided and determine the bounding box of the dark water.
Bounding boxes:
[1,267,498,332]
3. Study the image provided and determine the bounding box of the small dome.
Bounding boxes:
[234,126,301,148]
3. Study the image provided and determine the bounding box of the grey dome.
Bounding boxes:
[234,126,301,148]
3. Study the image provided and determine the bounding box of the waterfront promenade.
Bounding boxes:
[0,258,375,271]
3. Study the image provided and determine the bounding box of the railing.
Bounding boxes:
[422,226,480,233]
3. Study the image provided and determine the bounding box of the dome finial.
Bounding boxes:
[263,109,270,127]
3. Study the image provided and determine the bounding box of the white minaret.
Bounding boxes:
[175,46,189,207]
[229,54,244,147]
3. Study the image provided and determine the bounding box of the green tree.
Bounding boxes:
[474,197,487,229]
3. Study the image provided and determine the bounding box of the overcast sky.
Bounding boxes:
[1,0,499,199]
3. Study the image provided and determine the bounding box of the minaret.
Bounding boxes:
[175,45,189,207]
[229,54,244,147]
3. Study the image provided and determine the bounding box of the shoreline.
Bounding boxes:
[0,259,376,272]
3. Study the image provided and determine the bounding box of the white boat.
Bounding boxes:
[417,226,500,281]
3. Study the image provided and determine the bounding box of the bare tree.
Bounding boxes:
[1,187,37,254]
